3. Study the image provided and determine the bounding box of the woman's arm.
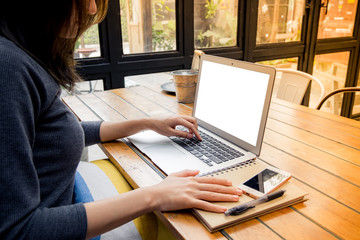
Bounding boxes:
[88,116,232,239]
[99,115,202,142]
[84,169,242,239]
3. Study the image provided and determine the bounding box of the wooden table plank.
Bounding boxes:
[76,93,126,122]
[158,211,228,240]
[111,88,174,117]
[260,143,360,212]
[259,145,360,239]
[266,117,360,166]
[291,179,360,239]
[99,141,163,188]
[62,95,100,121]
[94,91,148,120]
[263,130,360,188]
[268,109,360,149]
[259,207,338,239]
[127,86,193,116]
[272,99,360,129]
[224,219,284,240]
[223,201,338,239]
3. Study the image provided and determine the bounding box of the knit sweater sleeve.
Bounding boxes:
[81,121,103,146]
[0,39,88,239]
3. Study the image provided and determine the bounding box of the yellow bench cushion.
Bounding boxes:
[75,160,176,240]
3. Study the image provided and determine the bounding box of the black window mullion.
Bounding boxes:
[243,0,258,62]
[183,0,194,68]
[348,1,360,118]
[345,4,360,118]
[303,0,321,73]
[105,0,124,88]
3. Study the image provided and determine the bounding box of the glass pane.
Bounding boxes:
[61,80,104,97]
[125,71,172,87]
[257,58,298,97]
[317,0,358,39]
[352,71,360,117]
[75,79,104,94]
[194,0,239,49]
[257,0,305,44]
[313,52,349,113]
[120,0,176,54]
[74,25,101,59]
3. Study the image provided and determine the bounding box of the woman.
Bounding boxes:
[0,0,242,239]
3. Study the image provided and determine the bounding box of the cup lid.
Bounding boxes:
[172,69,199,76]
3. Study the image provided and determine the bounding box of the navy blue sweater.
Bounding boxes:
[0,36,102,239]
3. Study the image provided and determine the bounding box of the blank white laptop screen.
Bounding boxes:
[194,60,269,147]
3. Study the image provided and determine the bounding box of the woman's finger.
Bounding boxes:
[195,176,233,186]
[170,128,194,138]
[179,120,202,140]
[171,116,202,140]
[196,183,242,195]
[189,199,228,213]
[169,169,200,177]
[194,191,240,202]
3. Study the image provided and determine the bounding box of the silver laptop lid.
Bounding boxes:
[193,55,276,156]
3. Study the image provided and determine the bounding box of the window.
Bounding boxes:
[76,0,360,119]
[61,80,104,98]
[317,0,358,39]
[120,0,176,54]
[194,0,239,48]
[257,0,305,44]
[313,52,350,113]
[75,79,104,94]
[75,24,101,59]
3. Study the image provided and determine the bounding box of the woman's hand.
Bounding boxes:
[100,115,202,142]
[148,116,202,140]
[148,169,242,213]
[84,169,242,238]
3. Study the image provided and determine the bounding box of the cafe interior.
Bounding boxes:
[62,1,360,239]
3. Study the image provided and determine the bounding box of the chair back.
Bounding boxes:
[191,50,205,70]
[276,68,325,105]
[316,87,360,110]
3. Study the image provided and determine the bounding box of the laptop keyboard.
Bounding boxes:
[169,127,244,166]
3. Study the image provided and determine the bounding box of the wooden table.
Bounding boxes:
[63,80,360,240]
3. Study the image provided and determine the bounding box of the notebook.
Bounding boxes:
[191,160,308,232]
[127,54,276,176]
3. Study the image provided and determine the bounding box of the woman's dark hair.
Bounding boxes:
[0,0,108,90]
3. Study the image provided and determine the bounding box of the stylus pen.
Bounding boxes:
[224,190,286,216]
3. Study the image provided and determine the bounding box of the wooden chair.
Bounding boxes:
[275,68,325,105]
[191,50,205,70]
[316,87,360,110]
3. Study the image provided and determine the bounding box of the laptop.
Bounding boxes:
[127,54,276,176]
